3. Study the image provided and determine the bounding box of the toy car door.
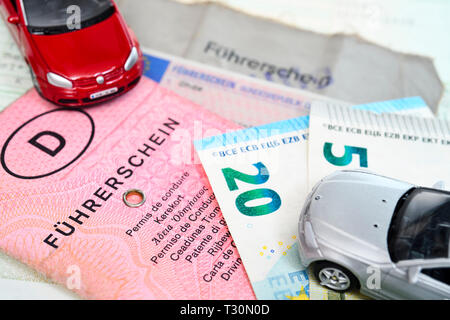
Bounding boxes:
[382,265,449,299]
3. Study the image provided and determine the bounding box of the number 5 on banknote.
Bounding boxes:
[222,162,281,217]
[323,142,368,168]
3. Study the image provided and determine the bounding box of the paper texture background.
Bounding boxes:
[175,0,450,118]
[117,0,443,113]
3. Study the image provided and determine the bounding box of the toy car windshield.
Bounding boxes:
[22,0,115,35]
[388,187,450,263]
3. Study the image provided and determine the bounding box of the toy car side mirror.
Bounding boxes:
[407,266,421,284]
[7,15,20,25]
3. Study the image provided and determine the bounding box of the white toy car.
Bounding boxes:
[298,170,449,299]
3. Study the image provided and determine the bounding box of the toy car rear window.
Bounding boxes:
[388,187,450,263]
[22,0,115,35]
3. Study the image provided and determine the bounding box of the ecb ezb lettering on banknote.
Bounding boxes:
[0,78,255,300]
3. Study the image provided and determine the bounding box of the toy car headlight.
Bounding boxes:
[47,72,73,89]
[124,47,138,71]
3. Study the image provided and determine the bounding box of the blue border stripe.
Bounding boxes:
[143,54,170,83]
[195,116,309,151]
[352,97,426,113]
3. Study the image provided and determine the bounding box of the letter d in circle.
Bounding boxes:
[28,131,66,157]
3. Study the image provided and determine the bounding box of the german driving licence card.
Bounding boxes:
[0,77,255,299]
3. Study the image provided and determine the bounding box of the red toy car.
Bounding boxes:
[0,0,143,106]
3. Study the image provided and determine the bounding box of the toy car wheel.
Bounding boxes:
[314,262,359,292]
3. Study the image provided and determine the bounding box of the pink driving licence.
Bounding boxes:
[0,78,254,300]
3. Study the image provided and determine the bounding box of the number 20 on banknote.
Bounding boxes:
[221,162,282,217]
[323,143,368,168]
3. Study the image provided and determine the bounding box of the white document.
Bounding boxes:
[0,251,78,300]
[0,20,32,111]
[119,0,443,113]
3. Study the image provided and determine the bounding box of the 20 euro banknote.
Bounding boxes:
[194,97,434,300]
[0,77,255,299]
[307,101,450,299]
